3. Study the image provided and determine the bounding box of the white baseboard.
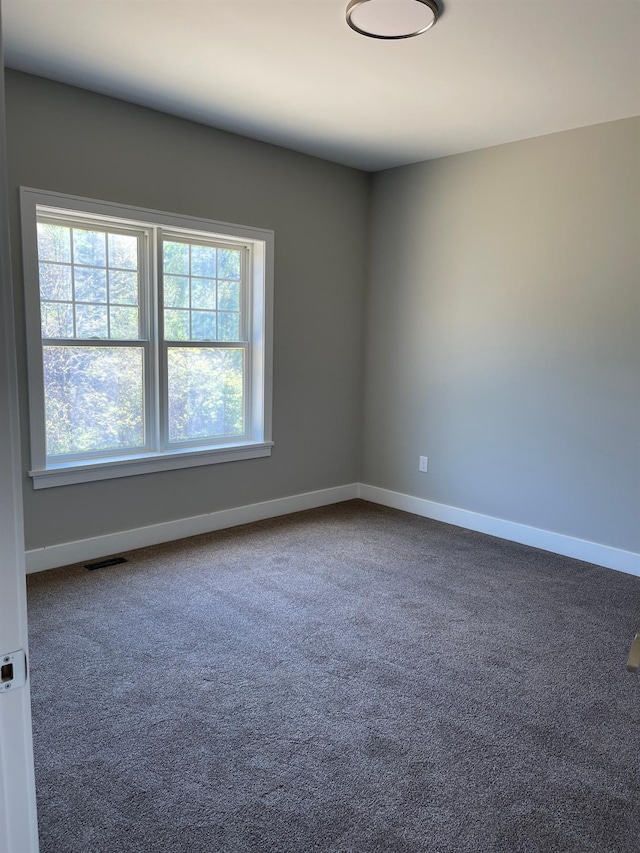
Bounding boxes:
[25,481,640,578]
[358,484,640,577]
[25,483,359,574]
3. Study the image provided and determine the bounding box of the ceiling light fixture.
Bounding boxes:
[346,0,439,40]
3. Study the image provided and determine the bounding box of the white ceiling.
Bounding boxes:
[3,0,639,171]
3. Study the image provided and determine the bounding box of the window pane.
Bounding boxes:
[190,244,216,277]
[38,225,142,345]
[167,347,244,442]
[37,223,71,263]
[191,278,216,310]
[217,280,240,312]
[191,311,216,340]
[218,311,240,341]
[164,309,190,340]
[109,270,138,305]
[164,275,189,309]
[163,241,189,276]
[218,249,241,280]
[75,267,107,303]
[39,263,72,302]
[73,229,106,267]
[41,303,74,338]
[108,233,138,269]
[75,304,108,338]
[43,346,145,456]
[109,306,139,339]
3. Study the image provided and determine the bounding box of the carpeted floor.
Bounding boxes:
[27,499,640,853]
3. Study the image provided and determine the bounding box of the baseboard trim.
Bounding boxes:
[357,484,640,577]
[25,483,359,574]
[25,482,640,578]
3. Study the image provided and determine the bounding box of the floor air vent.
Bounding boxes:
[84,557,128,571]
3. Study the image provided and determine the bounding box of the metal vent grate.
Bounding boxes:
[84,557,128,571]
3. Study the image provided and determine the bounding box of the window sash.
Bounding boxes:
[161,342,249,449]
[36,216,149,342]
[159,232,249,345]
[41,338,153,463]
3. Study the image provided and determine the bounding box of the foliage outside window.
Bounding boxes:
[21,189,273,488]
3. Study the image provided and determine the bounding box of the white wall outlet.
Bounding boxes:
[419,456,429,473]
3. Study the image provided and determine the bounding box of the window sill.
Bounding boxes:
[29,441,274,489]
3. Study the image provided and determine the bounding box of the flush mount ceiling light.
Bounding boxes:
[346,0,439,39]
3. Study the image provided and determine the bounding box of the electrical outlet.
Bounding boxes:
[419,456,429,473]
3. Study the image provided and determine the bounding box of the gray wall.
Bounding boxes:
[7,70,639,557]
[363,118,640,553]
[6,71,370,551]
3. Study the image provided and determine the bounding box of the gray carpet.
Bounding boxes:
[27,499,640,853]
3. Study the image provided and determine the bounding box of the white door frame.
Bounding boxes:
[0,6,40,851]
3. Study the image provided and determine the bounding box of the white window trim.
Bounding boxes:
[20,187,274,489]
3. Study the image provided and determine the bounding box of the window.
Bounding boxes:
[20,189,273,488]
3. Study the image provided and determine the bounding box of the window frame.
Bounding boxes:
[20,188,274,489]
